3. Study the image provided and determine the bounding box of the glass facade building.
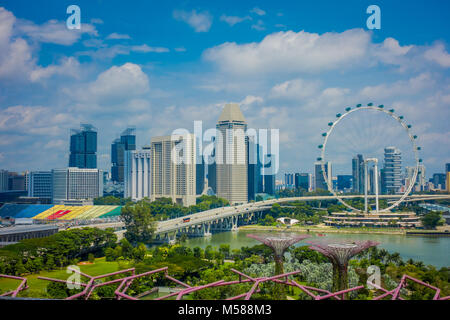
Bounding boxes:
[69,124,98,169]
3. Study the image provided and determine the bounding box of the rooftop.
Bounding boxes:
[218,103,246,123]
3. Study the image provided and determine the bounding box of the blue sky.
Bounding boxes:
[0,0,449,178]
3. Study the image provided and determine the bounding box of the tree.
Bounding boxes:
[121,200,156,245]
[421,212,444,229]
[88,253,95,263]
[219,244,230,259]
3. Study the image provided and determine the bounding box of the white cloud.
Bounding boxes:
[29,57,80,82]
[424,43,450,67]
[251,20,265,31]
[78,63,150,104]
[77,44,169,59]
[106,32,131,40]
[250,7,266,16]
[359,73,434,99]
[16,18,97,45]
[173,9,212,32]
[240,95,263,105]
[204,29,371,75]
[220,15,251,26]
[270,78,320,100]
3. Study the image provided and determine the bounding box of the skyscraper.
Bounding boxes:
[69,124,97,169]
[124,146,151,201]
[151,134,196,206]
[195,136,205,195]
[337,175,352,192]
[352,154,365,194]
[262,154,276,196]
[111,127,136,183]
[382,147,402,194]
[215,103,248,205]
[432,173,446,190]
[315,162,332,191]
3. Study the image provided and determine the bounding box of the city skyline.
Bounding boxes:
[0,1,449,177]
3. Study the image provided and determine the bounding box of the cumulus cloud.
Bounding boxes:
[77,44,169,59]
[0,7,87,82]
[424,43,450,67]
[73,63,150,104]
[204,29,371,75]
[173,9,213,32]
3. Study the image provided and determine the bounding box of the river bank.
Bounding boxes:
[238,224,406,235]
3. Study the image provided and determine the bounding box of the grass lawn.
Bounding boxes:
[0,257,121,297]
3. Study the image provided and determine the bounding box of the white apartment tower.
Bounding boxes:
[151,134,196,206]
[215,103,248,205]
[124,146,151,201]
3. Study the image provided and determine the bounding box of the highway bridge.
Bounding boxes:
[68,194,450,243]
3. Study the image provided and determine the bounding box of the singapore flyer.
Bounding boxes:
[318,103,421,213]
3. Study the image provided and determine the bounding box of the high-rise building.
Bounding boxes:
[432,173,446,190]
[7,172,27,191]
[314,162,332,191]
[151,134,196,206]
[52,167,103,204]
[195,136,205,195]
[111,127,136,183]
[124,146,151,201]
[28,171,53,200]
[337,175,352,192]
[215,103,248,205]
[69,124,97,169]
[295,173,311,191]
[405,165,426,192]
[382,147,402,194]
[0,170,8,192]
[352,154,365,194]
[262,154,276,196]
[285,173,294,186]
[446,163,450,173]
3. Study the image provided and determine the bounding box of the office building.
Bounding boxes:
[151,134,196,206]
[124,146,151,201]
[285,173,294,187]
[69,124,97,169]
[215,103,248,205]
[262,154,276,196]
[247,138,263,201]
[352,154,365,194]
[0,170,9,192]
[111,127,136,183]
[432,173,446,190]
[295,173,311,191]
[314,161,332,191]
[52,167,103,204]
[196,136,205,195]
[382,147,402,194]
[337,175,353,192]
[28,171,53,200]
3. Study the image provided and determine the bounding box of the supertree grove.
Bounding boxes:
[247,233,310,299]
[306,239,379,297]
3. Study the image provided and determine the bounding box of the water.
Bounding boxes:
[184,230,450,268]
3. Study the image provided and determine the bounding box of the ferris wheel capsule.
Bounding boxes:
[368,103,373,106]
[328,122,333,126]
[407,125,412,129]
[399,116,404,120]
[389,109,394,113]
[356,104,362,108]
[417,147,421,150]
[336,113,341,118]
[345,107,351,112]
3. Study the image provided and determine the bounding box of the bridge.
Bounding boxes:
[67,194,450,243]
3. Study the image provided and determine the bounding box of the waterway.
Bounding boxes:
[184,230,450,268]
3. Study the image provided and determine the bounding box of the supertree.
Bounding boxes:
[247,233,310,299]
[306,239,379,297]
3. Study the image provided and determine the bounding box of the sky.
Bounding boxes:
[0,0,449,178]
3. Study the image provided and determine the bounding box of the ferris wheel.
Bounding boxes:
[317,103,421,213]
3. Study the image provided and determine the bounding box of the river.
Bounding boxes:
[183,230,450,268]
